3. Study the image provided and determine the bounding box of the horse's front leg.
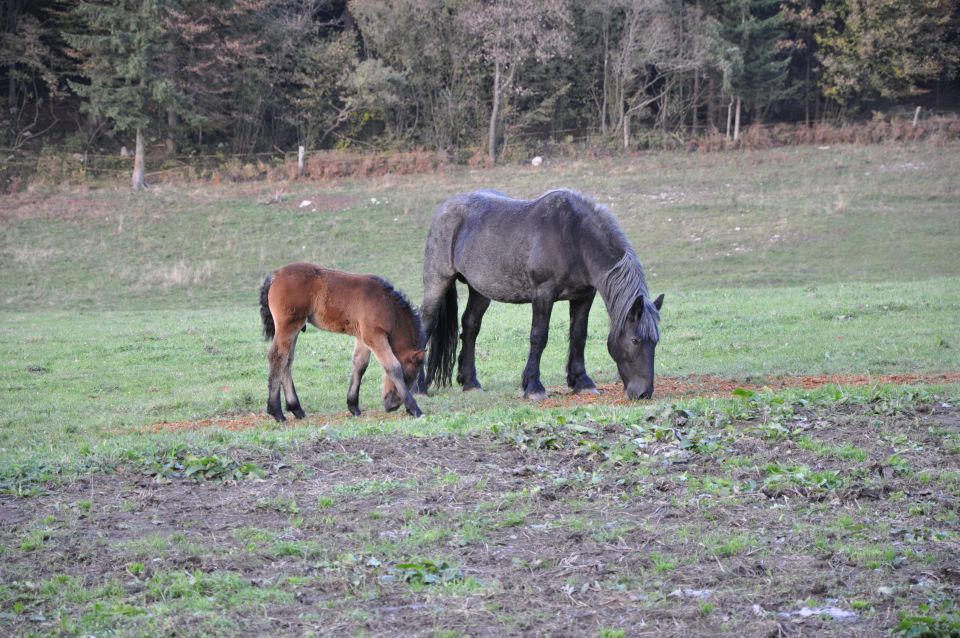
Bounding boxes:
[522,295,555,401]
[457,286,491,391]
[347,339,371,417]
[567,293,599,394]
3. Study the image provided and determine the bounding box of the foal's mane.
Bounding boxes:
[372,276,425,346]
[569,193,659,342]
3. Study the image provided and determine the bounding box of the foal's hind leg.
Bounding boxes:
[567,294,599,394]
[346,339,371,417]
[282,327,306,419]
[457,286,491,391]
[266,319,305,422]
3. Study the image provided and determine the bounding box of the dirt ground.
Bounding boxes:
[141,372,960,434]
[1,390,958,637]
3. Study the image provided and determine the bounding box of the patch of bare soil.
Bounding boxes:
[1,402,958,637]
[541,372,960,408]
[141,373,960,433]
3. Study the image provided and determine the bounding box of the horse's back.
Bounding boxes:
[425,190,595,302]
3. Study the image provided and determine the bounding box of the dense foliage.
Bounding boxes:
[2,0,958,161]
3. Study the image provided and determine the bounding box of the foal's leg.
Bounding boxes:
[267,319,302,422]
[522,295,555,401]
[367,333,423,418]
[347,338,371,417]
[567,293,599,394]
[282,327,306,419]
[457,286,491,391]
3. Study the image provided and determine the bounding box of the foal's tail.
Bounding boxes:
[426,283,458,387]
[259,274,275,341]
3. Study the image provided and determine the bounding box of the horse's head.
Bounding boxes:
[607,293,663,400]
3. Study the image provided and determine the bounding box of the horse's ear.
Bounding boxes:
[653,293,664,310]
[628,295,645,321]
[413,349,426,365]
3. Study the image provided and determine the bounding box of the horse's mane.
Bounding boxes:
[572,194,658,341]
[372,276,425,346]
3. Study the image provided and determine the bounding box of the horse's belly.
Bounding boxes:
[463,274,534,303]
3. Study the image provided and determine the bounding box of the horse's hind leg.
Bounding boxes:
[267,339,286,421]
[457,286,491,391]
[367,333,423,418]
[282,326,306,419]
[567,294,599,394]
[266,319,304,422]
[347,338,371,417]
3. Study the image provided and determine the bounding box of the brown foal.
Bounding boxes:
[259,263,425,421]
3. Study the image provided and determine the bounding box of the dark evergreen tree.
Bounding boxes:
[63,0,173,188]
[718,0,793,137]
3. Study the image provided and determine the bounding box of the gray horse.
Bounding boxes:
[418,189,663,400]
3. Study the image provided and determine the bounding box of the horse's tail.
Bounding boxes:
[259,274,275,341]
[426,283,458,387]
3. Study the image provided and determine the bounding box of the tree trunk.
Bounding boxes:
[692,72,700,135]
[487,60,501,165]
[707,74,717,132]
[726,97,733,139]
[733,96,741,142]
[600,12,610,136]
[804,46,811,127]
[132,128,146,190]
[623,112,630,150]
[166,110,177,155]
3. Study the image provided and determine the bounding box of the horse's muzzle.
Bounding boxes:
[626,383,654,400]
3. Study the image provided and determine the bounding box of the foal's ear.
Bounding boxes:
[653,293,664,310]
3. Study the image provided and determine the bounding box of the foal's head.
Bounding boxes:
[607,293,664,400]
[379,282,427,411]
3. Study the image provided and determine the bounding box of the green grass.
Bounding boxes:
[0,142,959,476]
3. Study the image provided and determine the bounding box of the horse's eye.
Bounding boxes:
[631,337,641,345]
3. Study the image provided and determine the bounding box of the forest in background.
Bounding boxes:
[1,0,959,184]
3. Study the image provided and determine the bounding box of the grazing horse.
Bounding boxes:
[259,263,425,421]
[419,189,663,400]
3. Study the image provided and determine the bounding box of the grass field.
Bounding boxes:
[1,143,959,636]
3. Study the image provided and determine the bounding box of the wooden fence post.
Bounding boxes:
[298,145,305,177]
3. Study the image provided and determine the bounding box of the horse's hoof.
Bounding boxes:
[525,390,548,401]
[462,383,483,392]
[573,386,600,395]
[407,406,424,418]
[348,405,361,417]
[290,406,306,419]
[268,411,286,423]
